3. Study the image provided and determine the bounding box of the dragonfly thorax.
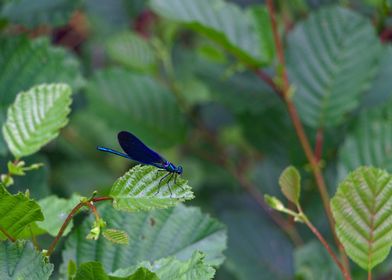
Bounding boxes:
[164,161,183,174]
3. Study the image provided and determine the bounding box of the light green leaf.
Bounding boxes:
[331,167,392,270]
[264,194,284,211]
[103,229,129,245]
[279,166,301,204]
[0,185,43,239]
[150,0,274,66]
[74,261,158,280]
[36,195,81,236]
[294,240,343,280]
[287,6,382,127]
[106,31,157,72]
[3,83,72,158]
[0,36,83,151]
[110,165,194,212]
[1,0,82,28]
[0,241,53,280]
[113,251,215,280]
[61,203,226,274]
[337,106,392,181]
[86,67,186,148]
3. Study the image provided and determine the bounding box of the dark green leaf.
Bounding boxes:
[0,36,83,151]
[61,204,226,274]
[0,241,53,279]
[150,0,274,66]
[294,240,343,280]
[0,185,43,239]
[86,68,187,148]
[219,197,293,280]
[1,0,82,28]
[338,106,392,181]
[106,31,157,72]
[112,251,215,280]
[287,6,382,127]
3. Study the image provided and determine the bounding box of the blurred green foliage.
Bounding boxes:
[0,0,391,279]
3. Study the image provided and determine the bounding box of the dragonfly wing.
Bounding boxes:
[117,131,166,167]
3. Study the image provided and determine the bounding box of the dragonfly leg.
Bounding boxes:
[166,173,174,197]
[174,174,185,192]
[157,172,170,194]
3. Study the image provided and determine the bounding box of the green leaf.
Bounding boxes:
[36,195,81,236]
[103,229,129,245]
[74,261,158,280]
[150,0,274,66]
[0,0,82,28]
[219,197,293,279]
[287,6,382,127]
[0,36,83,151]
[112,251,215,280]
[264,194,284,211]
[86,67,186,148]
[0,185,43,239]
[337,106,392,181]
[2,83,72,158]
[331,167,392,270]
[361,47,392,108]
[74,262,110,280]
[279,166,301,204]
[61,203,226,274]
[106,31,157,72]
[110,165,194,212]
[124,267,158,280]
[294,240,343,280]
[0,241,53,279]
[193,58,278,114]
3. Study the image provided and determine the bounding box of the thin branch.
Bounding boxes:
[46,196,113,257]
[0,225,16,242]
[297,205,351,280]
[92,197,113,203]
[314,127,324,163]
[264,0,337,245]
[84,201,100,221]
[255,69,283,99]
[46,201,85,257]
[263,0,352,274]
[229,166,303,245]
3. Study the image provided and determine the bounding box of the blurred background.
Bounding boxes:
[0,0,392,279]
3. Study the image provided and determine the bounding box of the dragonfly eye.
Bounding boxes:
[177,166,183,174]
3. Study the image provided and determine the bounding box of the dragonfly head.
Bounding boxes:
[176,165,183,175]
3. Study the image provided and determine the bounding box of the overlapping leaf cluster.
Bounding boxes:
[0,0,391,279]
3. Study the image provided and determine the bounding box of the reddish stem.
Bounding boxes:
[314,127,324,163]
[46,202,84,257]
[263,0,351,275]
[46,196,113,257]
[300,209,350,280]
[92,197,113,203]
